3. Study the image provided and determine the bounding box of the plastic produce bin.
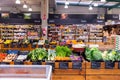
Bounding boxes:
[0,65,52,80]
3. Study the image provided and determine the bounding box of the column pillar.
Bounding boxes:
[41,0,49,39]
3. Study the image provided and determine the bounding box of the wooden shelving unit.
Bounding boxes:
[89,24,103,43]
[48,24,103,43]
[48,25,61,41]
[0,24,41,40]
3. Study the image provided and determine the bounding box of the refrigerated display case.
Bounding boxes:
[0,65,52,80]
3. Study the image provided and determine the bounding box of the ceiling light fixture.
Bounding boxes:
[23,1,27,8]
[23,4,27,8]
[101,0,106,2]
[94,3,98,7]
[64,4,68,8]
[89,6,93,10]
[65,0,69,5]
[28,7,32,11]
[16,0,21,4]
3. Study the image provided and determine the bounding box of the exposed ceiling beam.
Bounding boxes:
[108,2,120,10]
[78,0,81,4]
[56,2,111,8]
[102,2,109,6]
[90,0,95,5]
[106,0,120,2]
[94,0,120,2]
[49,0,56,13]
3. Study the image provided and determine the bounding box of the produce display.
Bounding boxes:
[0,24,40,40]
[27,48,47,61]
[16,55,27,61]
[3,53,17,62]
[85,47,120,62]
[0,39,4,43]
[70,55,82,61]
[85,47,103,61]
[4,40,12,44]
[22,39,30,45]
[38,40,45,45]
[0,53,7,62]
[55,46,72,60]
[48,49,56,61]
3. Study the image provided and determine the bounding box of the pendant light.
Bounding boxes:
[65,0,69,5]
[16,0,21,4]
[94,3,98,7]
[89,6,93,10]
[101,0,106,2]
[64,4,68,8]
[23,1,27,8]
[28,7,32,11]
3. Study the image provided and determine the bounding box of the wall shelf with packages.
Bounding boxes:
[89,24,103,43]
[48,24,103,43]
[0,24,41,40]
[48,24,61,41]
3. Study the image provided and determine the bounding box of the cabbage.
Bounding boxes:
[85,47,102,61]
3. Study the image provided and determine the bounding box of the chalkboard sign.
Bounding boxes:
[105,61,115,69]
[46,62,55,71]
[32,61,41,65]
[105,14,119,20]
[4,44,9,48]
[67,44,72,48]
[0,62,10,65]
[31,44,37,48]
[118,62,120,69]
[17,44,22,48]
[59,62,68,69]
[23,44,28,48]
[51,45,56,48]
[20,51,29,55]
[14,61,24,65]
[45,45,49,48]
[10,43,16,48]
[9,13,24,19]
[38,45,43,48]
[91,61,101,69]
[72,61,82,69]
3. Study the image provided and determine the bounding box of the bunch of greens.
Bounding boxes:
[27,48,47,61]
[55,46,72,57]
[85,47,102,61]
[48,49,56,60]
[102,50,116,61]
[115,50,120,61]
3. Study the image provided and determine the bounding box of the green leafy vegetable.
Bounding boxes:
[55,46,72,57]
[115,50,120,61]
[102,50,116,61]
[27,48,47,61]
[85,47,102,61]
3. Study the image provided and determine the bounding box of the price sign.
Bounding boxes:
[91,61,101,69]
[72,61,82,69]
[59,62,68,69]
[105,61,115,69]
